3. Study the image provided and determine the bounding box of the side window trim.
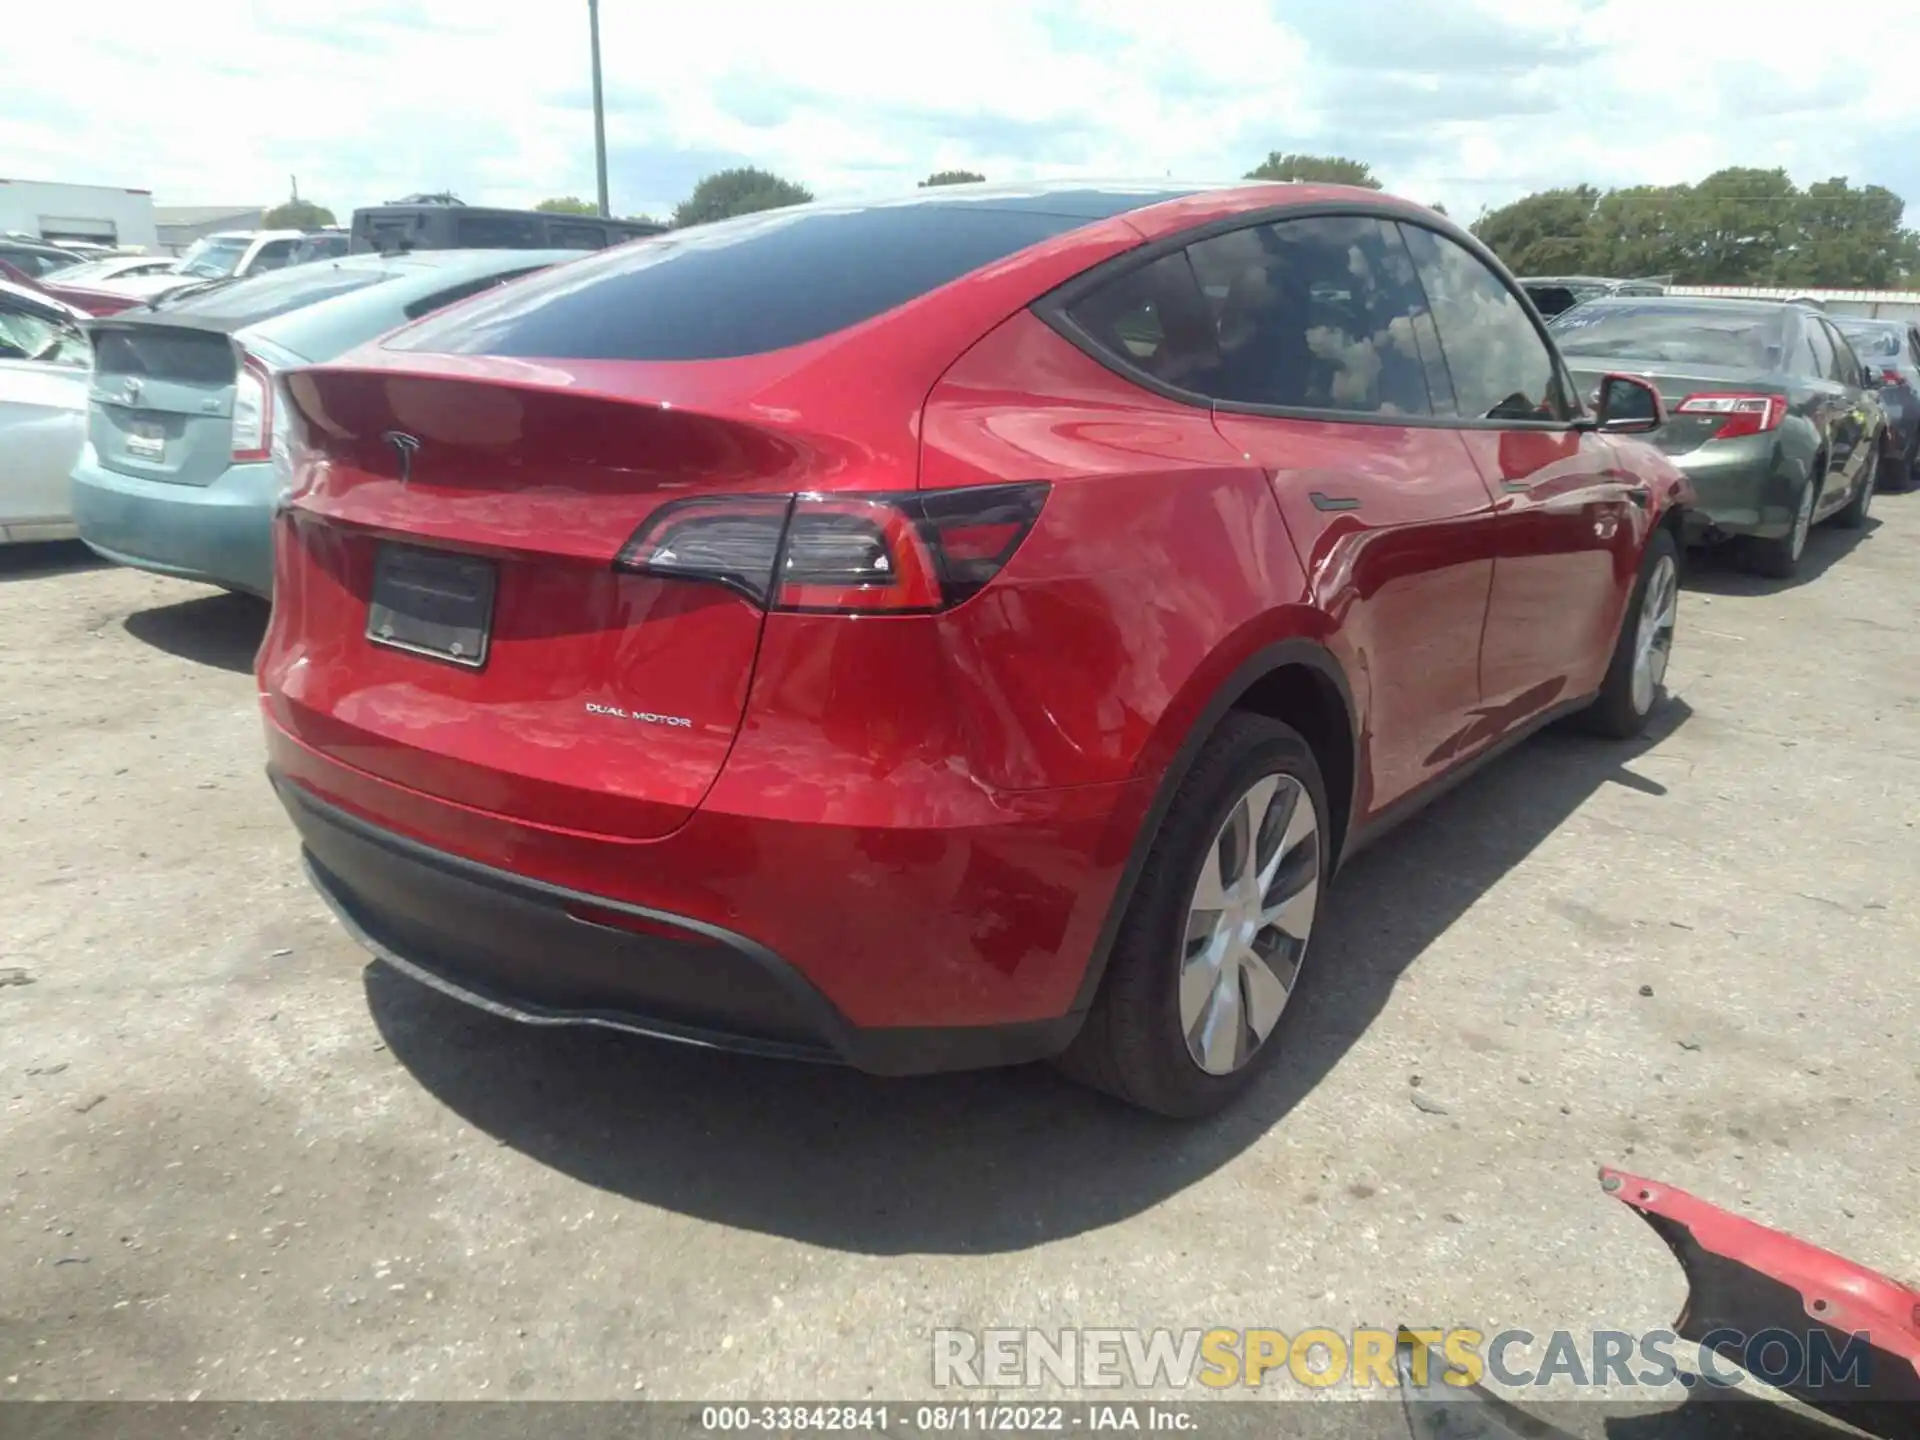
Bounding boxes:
[1395,218,1583,430]
[1387,220,1456,417]
[1823,322,1860,387]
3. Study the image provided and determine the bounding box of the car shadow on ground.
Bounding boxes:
[122,590,268,673]
[367,699,1692,1257]
[1681,513,1880,596]
[0,540,107,583]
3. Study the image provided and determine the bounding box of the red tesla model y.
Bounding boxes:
[258,181,1689,1116]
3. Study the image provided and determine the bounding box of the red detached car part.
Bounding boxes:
[1602,1166,1920,1439]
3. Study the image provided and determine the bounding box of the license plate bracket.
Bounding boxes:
[365,544,497,670]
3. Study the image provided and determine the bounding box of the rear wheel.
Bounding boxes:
[1746,475,1815,579]
[1836,446,1876,529]
[1583,527,1679,739]
[1057,713,1328,1118]
[1882,429,1916,493]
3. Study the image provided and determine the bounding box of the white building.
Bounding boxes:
[154,205,270,256]
[0,178,158,250]
[1665,285,1920,324]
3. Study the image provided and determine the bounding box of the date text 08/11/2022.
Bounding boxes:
[698,1405,1198,1432]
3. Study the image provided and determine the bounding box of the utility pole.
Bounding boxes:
[589,0,610,217]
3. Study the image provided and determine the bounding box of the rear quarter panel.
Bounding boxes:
[915,308,1320,793]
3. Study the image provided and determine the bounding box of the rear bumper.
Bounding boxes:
[1667,445,1798,542]
[274,771,1096,1076]
[71,449,277,596]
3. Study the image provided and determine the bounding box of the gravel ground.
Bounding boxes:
[1,493,1916,1420]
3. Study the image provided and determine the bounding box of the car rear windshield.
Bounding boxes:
[1835,323,1902,357]
[154,263,400,327]
[1551,303,1787,369]
[385,203,1090,361]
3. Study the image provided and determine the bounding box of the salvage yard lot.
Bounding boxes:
[2,498,1917,1403]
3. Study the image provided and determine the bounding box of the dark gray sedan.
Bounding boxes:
[1833,315,1920,491]
[1550,296,1887,578]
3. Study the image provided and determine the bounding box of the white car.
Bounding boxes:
[169,230,311,282]
[81,231,314,308]
[0,279,91,544]
[41,254,181,286]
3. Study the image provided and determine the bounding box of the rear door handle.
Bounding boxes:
[1309,492,1361,512]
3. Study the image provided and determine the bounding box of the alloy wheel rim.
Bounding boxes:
[1630,554,1678,716]
[1178,772,1321,1076]
[1790,483,1813,559]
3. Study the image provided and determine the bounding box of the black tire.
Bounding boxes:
[1881,432,1912,495]
[1582,527,1679,739]
[1745,472,1816,579]
[1055,712,1329,1118]
[1835,446,1876,529]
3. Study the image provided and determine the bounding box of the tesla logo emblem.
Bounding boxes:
[382,431,421,483]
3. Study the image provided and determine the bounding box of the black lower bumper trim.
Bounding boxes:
[274,771,1084,1076]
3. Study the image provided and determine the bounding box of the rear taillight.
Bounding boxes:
[1880,367,1903,387]
[268,373,305,497]
[231,349,273,462]
[1674,393,1786,441]
[614,483,1049,614]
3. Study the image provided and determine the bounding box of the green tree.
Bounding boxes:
[536,196,599,215]
[1583,184,1690,280]
[1243,152,1381,189]
[1473,168,1920,288]
[1680,167,1801,284]
[921,169,985,187]
[1471,186,1602,275]
[672,167,813,227]
[264,197,337,229]
[1771,179,1915,289]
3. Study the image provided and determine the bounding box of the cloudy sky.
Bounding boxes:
[15,0,1920,225]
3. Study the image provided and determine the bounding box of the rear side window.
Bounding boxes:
[1401,225,1570,422]
[547,222,608,250]
[455,215,542,248]
[1062,252,1221,393]
[1836,323,1900,358]
[389,204,1084,361]
[1181,215,1443,416]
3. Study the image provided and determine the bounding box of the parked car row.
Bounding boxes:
[1547,294,1905,576]
[0,279,90,543]
[1,180,1902,1118]
[70,248,579,595]
[1519,273,1669,317]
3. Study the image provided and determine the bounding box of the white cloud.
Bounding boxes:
[12,0,1920,224]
